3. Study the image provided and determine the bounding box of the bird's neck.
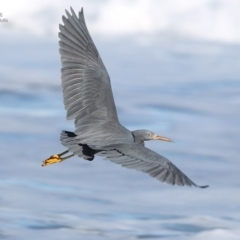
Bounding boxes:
[132,132,145,146]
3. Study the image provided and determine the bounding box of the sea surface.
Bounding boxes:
[0,31,240,240]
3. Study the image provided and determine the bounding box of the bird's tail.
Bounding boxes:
[60,130,85,156]
[60,131,78,148]
[60,131,95,160]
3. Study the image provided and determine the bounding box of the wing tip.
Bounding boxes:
[59,24,63,32]
[173,183,209,189]
[70,6,74,14]
[64,7,83,17]
[198,185,209,189]
[62,7,86,27]
[62,15,67,25]
[79,7,86,25]
[65,9,70,17]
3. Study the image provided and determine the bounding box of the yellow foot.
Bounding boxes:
[42,154,62,167]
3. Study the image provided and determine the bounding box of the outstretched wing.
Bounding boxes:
[59,8,131,145]
[98,144,208,188]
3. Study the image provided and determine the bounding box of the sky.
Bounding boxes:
[1,0,240,100]
[1,0,240,44]
[0,2,240,239]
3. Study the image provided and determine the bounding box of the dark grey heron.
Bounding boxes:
[42,7,208,188]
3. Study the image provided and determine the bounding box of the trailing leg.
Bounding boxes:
[42,150,74,167]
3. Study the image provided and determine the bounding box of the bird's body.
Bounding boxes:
[42,8,208,188]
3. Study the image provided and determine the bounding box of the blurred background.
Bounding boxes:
[0,0,240,239]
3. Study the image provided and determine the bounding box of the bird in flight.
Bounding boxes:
[42,7,208,188]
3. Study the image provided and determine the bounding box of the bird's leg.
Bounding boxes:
[42,150,74,167]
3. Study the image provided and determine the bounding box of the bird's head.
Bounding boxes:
[132,129,173,143]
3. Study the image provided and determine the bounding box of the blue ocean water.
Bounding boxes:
[0,33,240,240]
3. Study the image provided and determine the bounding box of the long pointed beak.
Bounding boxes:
[153,135,173,142]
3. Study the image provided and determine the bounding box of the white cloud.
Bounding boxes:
[1,0,240,43]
